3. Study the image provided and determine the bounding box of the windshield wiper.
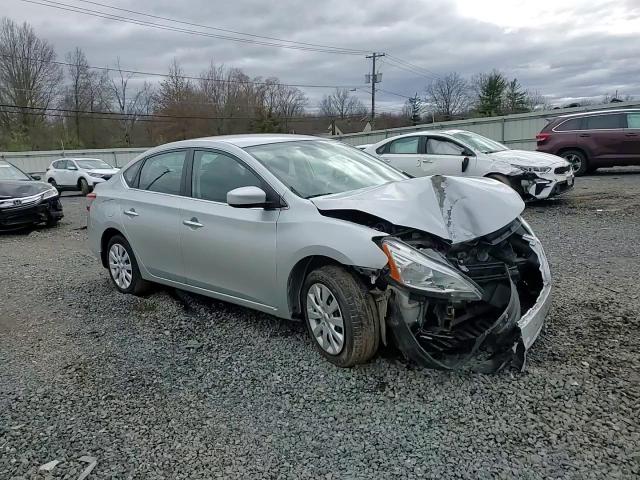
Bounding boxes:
[306,192,335,199]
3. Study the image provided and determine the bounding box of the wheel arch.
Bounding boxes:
[287,255,368,320]
[100,227,126,268]
[556,146,589,160]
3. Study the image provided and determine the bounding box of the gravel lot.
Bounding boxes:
[1,169,639,479]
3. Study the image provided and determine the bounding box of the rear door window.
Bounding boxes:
[584,114,625,130]
[123,161,142,187]
[138,151,186,195]
[627,113,640,129]
[383,136,420,154]
[427,138,466,155]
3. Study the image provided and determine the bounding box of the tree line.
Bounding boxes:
[0,17,632,151]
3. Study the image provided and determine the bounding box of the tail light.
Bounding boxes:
[86,192,96,212]
[536,132,551,143]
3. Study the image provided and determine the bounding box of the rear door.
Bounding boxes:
[623,112,640,163]
[581,113,626,165]
[179,149,278,308]
[422,136,473,176]
[54,160,72,185]
[119,149,188,282]
[378,136,425,176]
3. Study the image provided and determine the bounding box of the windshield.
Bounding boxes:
[76,159,112,169]
[245,140,407,199]
[451,131,508,154]
[0,162,31,181]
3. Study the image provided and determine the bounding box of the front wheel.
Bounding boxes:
[79,178,91,195]
[302,265,379,367]
[106,235,151,295]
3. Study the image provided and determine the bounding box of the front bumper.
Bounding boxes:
[386,233,552,373]
[517,170,575,200]
[0,197,64,228]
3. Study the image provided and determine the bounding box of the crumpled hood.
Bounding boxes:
[0,180,52,199]
[489,149,568,167]
[311,176,525,244]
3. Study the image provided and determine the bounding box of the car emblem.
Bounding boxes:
[13,199,22,206]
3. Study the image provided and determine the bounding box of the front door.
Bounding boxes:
[180,149,278,308]
[119,150,187,282]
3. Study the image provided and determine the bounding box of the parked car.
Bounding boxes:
[0,160,63,229]
[361,130,574,201]
[88,135,551,372]
[536,108,640,175]
[45,158,119,194]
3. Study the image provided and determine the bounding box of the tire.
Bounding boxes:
[302,265,379,367]
[79,177,90,195]
[106,234,151,295]
[45,217,59,227]
[560,150,588,176]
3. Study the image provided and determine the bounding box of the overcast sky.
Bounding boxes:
[4,0,640,112]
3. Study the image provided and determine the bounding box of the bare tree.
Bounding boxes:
[319,88,367,119]
[63,47,92,144]
[0,17,62,146]
[109,58,148,146]
[424,73,470,120]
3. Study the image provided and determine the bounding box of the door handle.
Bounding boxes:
[123,209,139,217]
[578,133,590,137]
[183,218,203,228]
[625,132,638,137]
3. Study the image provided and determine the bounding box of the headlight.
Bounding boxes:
[381,238,482,300]
[42,187,58,200]
[88,172,103,178]
[510,164,551,173]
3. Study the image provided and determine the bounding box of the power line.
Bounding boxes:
[0,54,365,90]
[386,54,441,79]
[0,103,374,121]
[19,0,365,55]
[72,0,369,55]
[385,56,438,81]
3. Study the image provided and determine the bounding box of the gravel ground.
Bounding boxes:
[1,169,639,479]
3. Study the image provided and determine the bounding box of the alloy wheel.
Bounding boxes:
[306,283,345,355]
[109,243,133,289]
[564,153,582,172]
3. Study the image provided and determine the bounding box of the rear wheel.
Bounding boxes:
[106,235,151,295]
[79,178,90,195]
[48,178,61,192]
[560,150,588,176]
[302,265,379,367]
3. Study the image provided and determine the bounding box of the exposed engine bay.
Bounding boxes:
[323,210,549,372]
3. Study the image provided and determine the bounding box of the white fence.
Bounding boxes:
[0,147,147,174]
[333,101,640,149]
[3,101,639,173]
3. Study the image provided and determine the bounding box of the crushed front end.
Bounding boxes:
[378,218,551,373]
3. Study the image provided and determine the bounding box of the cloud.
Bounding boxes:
[3,0,639,109]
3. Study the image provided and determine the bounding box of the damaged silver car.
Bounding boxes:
[88,135,551,372]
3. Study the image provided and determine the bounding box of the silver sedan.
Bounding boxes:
[88,134,552,372]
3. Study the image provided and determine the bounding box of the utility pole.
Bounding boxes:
[365,52,384,127]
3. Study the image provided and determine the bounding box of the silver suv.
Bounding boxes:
[88,134,552,372]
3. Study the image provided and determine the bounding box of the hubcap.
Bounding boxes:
[108,243,133,289]
[306,283,345,355]
[564,153,582,172]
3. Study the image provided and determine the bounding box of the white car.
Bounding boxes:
[46,158,119,194]
[361,129,575,201]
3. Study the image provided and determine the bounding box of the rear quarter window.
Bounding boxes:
[554,118,582,131]
[123,161,142,187]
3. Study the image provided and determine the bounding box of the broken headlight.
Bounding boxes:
[381,238,482,300]
[42,187,59,200]
[510,164,551,173]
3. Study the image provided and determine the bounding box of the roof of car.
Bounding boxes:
[50,157,103,162]
[554,108,640,119]
[179,134,321,148]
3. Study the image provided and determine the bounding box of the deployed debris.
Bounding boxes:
[39,459,60,472]
[77,455,97,480]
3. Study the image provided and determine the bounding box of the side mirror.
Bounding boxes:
[227,186,268,208]
[30,174,41,180]
[462,157,470,172]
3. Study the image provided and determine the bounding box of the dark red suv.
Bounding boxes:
[536,109,640,175]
